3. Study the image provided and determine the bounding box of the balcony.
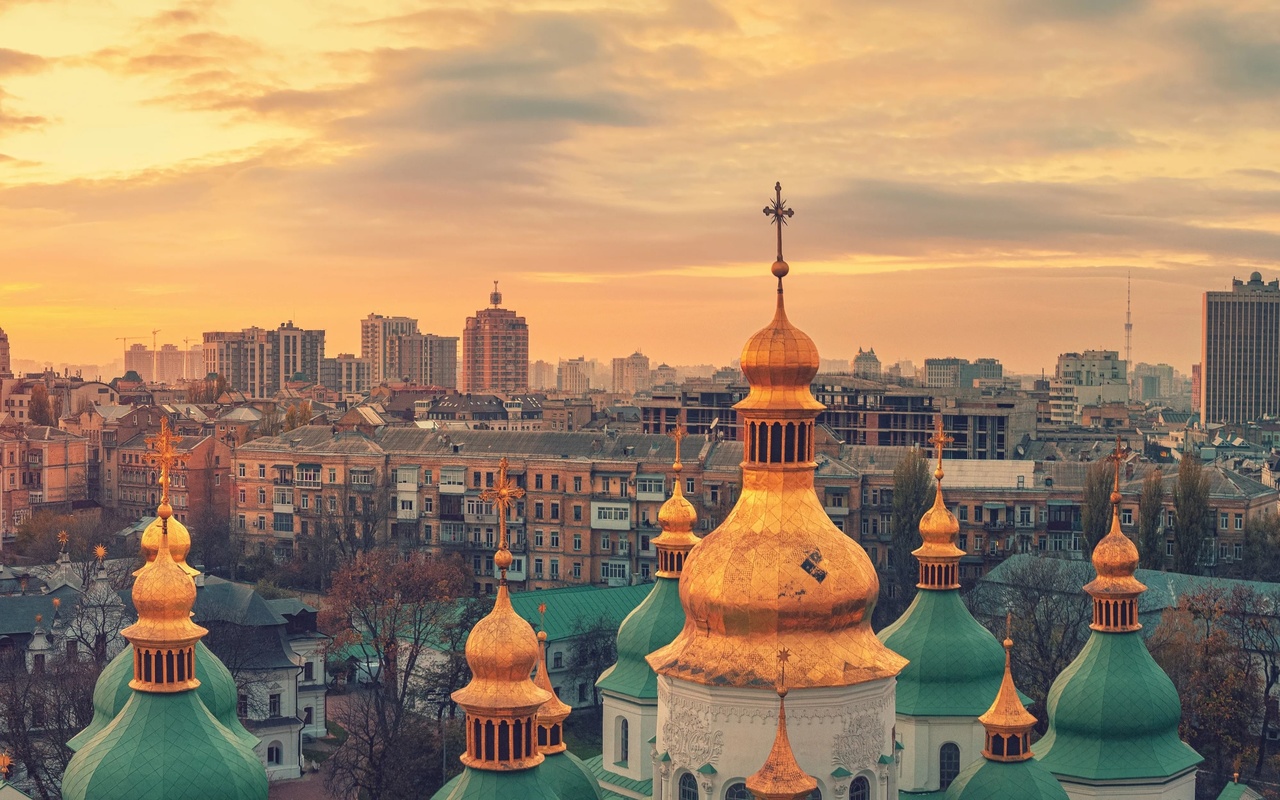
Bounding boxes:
[295,477,321,489]
[349,481,375,493]
[274,476,293,486]
[824,505,850,517]
[440,512,464,523]
[273,503,295,514]
[439,481,467,496]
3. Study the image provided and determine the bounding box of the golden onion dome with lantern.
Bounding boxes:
[139,514,199,577]
[648,184,906,689]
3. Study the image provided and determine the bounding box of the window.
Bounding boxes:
[267,742,282,765]
[258,488,267,504]
[328,496,337,512]
[573,533,582,551]
[574,476,582,492]
[535,473,543,489]
[303,706,313,725]
[686,478,695,494]
[304,662,314,682]
[550,559,560,579]
[423,496,433,513]
[601,534,612,551]
[1166,540,1174,557]
[1221,512,1229,530]
[238,463,246,478]
[238,693,249,718]
[578,683,588,702]
[617,717,629,764]
[535,530,544,547]
[679,774,699,800]
[1121,508,1133,526]
[423,469,433,484]
[553,651,564,669]
[550,531,560,548]
[400,499,414,512]
[258,464,266,478]
[974,505,984,523]
[958,505,968,521]
[269,693,281,717]
[851,776,869,800]
[1235,542,1244,560]
[1235,513,1244,530]
[551,502,560,520]
[573,562,582,579]
[939,743,961,789]
[535,502,544,520]
[551,475,560,490]
[573,505,583,521]
[725,783,752,800]
[328,468,337,483]
[238,488,246,503]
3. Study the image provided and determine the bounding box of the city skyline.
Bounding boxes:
[3,1,1278,372]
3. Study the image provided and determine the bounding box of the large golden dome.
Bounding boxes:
[648,252,906,689]
[452,586,550,713]
[139,514,199,577]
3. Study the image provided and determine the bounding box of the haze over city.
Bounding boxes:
[4,0,1278,371]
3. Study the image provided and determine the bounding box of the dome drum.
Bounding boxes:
[743,419,816,467]
[462,714,543,770]
[129,643,199,693]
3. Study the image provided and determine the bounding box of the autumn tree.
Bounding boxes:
[1172,453,1211,575]
[566,612,619,708]
[0,647,97,800]
[283,401,313,432]
[1218,584,1280,777]
[27,384,55,427]
[1079,461,1113,558]
[965,556,1092,725]
[1137,468,1166,571]
[883,447,933,623]
[321,550,471,800]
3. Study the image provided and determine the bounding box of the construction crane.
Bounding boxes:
[183,337,193,380]
[151,329,161,384]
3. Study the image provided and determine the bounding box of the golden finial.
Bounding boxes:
[1104,434,1130,509]
[57,530,69,548]
[35,613,42,625]
[51,598,59,609]
[762,181,795,287]
[145,417,188,517]
[667,424,687,474]
[1085,435,1144,630]
[745,648,817,800]
[94,543,107,562]
[532,601,571,754]
[978,612,1037,762]
[655,424,700,578]
[929,416,953,481]
[0,751,11,779]
[479,457,525,584]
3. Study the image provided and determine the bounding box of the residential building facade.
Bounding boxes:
[461,284,528,393]
[1202,272,1280,424]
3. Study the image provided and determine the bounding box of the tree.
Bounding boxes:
[965,556,1093,726]
[0,647,98,800]
[1137,468,1166,571]
[283,401,312,432]
[27,384,55,427]
[1230,513,1280,583]
[1172,453,1211,575]
[320,550,471,800]
[883,448,932,624]
[1079,461,1113,558]
[566,612,618,708]
[1219,584,1280,777]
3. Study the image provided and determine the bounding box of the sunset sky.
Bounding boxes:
[2,0,1278,374]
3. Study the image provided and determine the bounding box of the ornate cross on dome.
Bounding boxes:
[1105,434,1130,498]
[776,646,791,689]
[668,424,687,471]
[762,181,794,264]
[929,416,953,474]
[145,418,188,506]
[479,457,525,554]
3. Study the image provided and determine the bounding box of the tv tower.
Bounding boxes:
[1124,272,1132,364]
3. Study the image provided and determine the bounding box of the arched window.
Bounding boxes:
[851,777,870,800]
[266,741,283,765]
[939,742,961,789]
[618,717,629,763]
[679,773,699,800]
[725,783,751,800]
[806,788,822,800]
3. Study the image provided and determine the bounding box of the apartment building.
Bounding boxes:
[204,322,325,398]
[105,433,231,525]
[611,351,651,395]
[0,426,90,543]
[319,353,373,396]
[1203,272,1280,424]
[231,428,740,591]
[461,284,528,393]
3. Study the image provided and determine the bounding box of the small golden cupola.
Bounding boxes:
[649,183,905,689]
[450,458,551,770]
[654,427,701,578]
[745,649,819,800]
[137,420,199,578]
[979,615,1037,762]
[533,604,572,754]
[1083,437,1145,632]
[123,419,206,693]
[914,418,964,590]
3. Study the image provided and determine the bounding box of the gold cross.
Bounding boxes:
[928,416,954,473]
[1104,434,1131,495]
[776,647,792,688]
[762,181,795,263]
[479,457,525,553]
[667,424,687,470]
[145,418,188,507]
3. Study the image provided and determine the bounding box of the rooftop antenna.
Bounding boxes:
[1124,272,1132,365]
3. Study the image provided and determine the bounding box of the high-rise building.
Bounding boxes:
[1049,350,1128,424]
[124,343,196,384]
[853,347,881,380]
[319,354,373,395]
[557,357,590,395]
[0,328,11,378]
[203,322,325,398]
[529,359,557,390]
[361,314,419,385]
[361,314,458,387]
[611,351,651,395]
[462,282,528,393]
[1202,272,1280,424]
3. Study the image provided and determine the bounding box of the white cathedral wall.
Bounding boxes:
[894,714,985,793]
[601,691,659,783]
[654,674,898,800]
[1056,770,1196,800]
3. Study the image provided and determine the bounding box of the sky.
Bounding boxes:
[2,0,1279,375]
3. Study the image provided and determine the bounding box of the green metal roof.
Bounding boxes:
[878,590,1009,716]
[1034,630,1201,781]
[583,753,654,797]
[596,577,684,699]
[69,641,258,752]
[1217,780,1263,800]
[943,757,1070,800]
[432,755,602,800]
[62,689,266,800]
[510,584,652,644]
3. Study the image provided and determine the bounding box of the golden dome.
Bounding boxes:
[1084,493,1145,599]
[978,620,1037,762]
[915,483,963,560]
[656,476,697,533]
[649,251,904,688]
[736,291,824,413]
[451,585,551,714]
[533,630,571,753]
[139,515,199,577]
[745,687,818,800]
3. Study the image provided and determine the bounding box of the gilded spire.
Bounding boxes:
[746,649,818,800]
[452,457,549,770]
[533,603,572,754]
[913,416,963,589]
[123,418,206,693]
[137,419,199,577]
[978,614,1036,762]
[1084,436,1145,632]
[654,425,700,578]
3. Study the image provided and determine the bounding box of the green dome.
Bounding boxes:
[596,576,684,699]
[62,690,267,800]
[1035,631,1201,781]
[944,756,1070,800]
[878,590,1008,716]
[68,643,258,752]
[432,756,601,800]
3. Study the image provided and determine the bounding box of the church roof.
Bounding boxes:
[596,576,684,699]
[943,757,1069,800]
[432,756,599,800]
